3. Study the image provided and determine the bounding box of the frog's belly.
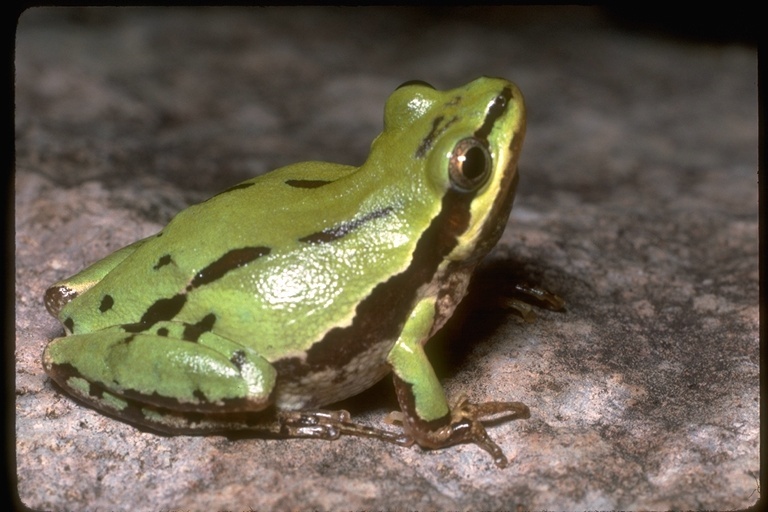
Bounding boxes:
[271,339,393,410]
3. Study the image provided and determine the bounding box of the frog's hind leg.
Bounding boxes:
[45,237,154,317]
[264,409,413,445]
[42,323,277,430]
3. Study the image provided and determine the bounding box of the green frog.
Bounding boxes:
[43,77,560,467]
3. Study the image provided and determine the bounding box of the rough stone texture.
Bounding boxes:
[15,7,758,511]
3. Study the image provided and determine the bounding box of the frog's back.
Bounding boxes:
[69,161,431,365]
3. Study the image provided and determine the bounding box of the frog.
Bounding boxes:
[43,77,562,468]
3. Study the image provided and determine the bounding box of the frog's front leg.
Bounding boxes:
[387,299,529,468]
[501,281,566,323]
[43,321,276,429]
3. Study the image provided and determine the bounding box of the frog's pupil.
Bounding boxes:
[462,146,487,181]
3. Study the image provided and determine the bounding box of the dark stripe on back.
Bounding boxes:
[189,246,271,289]
[298,207,394,245]
[153,254,173,270]
[182,313,217,342]
[285,179,334,189]
[123,294,187,332]
[99,295,114,313]
[122,246,268,333]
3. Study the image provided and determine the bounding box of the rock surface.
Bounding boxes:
[15,7,758,511]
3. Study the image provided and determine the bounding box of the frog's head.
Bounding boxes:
[380,77,526,265]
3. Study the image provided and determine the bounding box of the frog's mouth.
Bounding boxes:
[472,166,520,262]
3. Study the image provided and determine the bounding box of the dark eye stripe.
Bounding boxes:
[474,87,513,143]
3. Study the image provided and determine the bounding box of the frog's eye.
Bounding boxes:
[448,138,492,192]
[396,80,434,90]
